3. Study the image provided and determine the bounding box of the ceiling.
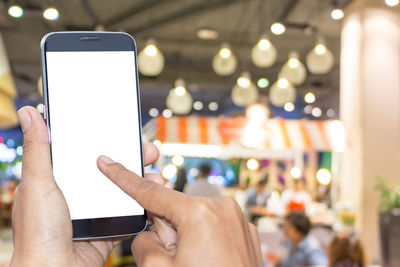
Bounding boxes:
[0,0,350,121]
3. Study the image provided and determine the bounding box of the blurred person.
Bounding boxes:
[12,106,262,267]
[246,179,270,222]
[278,212,328,267]
[281,179,312,213]
[173,168,187,192]
[329,233,365,267]
[184,162,221,197]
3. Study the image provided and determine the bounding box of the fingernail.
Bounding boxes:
[98,155,115,171]
[17,108,32,132]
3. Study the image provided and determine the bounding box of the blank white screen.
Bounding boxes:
[46,51,144,220]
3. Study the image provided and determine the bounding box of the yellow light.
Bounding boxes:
[304,92,316,104]
[271,22,286,35]
[312,107,322,117]
[247,159,259,171]
[386,0,399,6]
[162,164,178,180]
[144,44,158,57]
[153,139,162,149]
[288,58,300,68]
[175,85,186,96]
[316,168,331,185]
[258,39,271,50]
[331,9,344,20]
[237,77,251,88]
[219,48,231,58]
[8,5,23,18]
[290,167,302,179]
[278,78,289,88]
[315,44,327,55]
[43,7,59,20]
[284,102,295,112]
[172,155,184,166]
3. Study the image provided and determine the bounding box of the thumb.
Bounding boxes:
[18,106,54,187]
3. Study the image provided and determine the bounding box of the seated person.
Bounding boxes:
[281,179,312,213]
[279,212,328,267]
[246,179,270,222]
[329,232,365,267]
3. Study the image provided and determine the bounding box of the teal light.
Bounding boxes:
[257,78,269,88]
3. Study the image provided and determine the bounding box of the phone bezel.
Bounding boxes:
[40,32,147,240]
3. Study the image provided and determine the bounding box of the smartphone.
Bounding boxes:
[40,32,147,240]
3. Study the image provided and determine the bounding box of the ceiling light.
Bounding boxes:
[257,78,269,88]
[138,40,164,76]
[258,38,271,50]
[162,109,173,118]
[8,5,23,18]
[197,28,218,40]
[247,159,259,171]
[43,7,59,20]
[271,22,286,35]
[144,44,157,57]
[284,102,295,112]
[237,77,251,88]
[193,101,204,111]
[251,37,277,67]
[246,104,269,124]
[306,42,335,74]
[288,58,300,68]
[280,52,307,85]
[208,102,219,111]
[278,78,289,88]
[269,79,296,107]
[213,43,237,76]
[386,0,399,6]
[175,86,186,96]
[312,107,322,117]
[331,9,344,20]
[304,92,316,104]
[314,44,327,55]
[166,79,193,115]
[149,108,159,117]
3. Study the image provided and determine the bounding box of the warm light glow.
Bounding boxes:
[8,5,23,18]
[315,44,327,55]
[219,48,231,58]
[175,85,186,96]
[258,38,271,50]
[271,22,286,35]
[270,191,280,201]
[304,105,313,114]
[284,102,295,112]
[172,155,184,166]
[193,101,203,111]
[312,107,322,117]
[278,78,289,88]
[241,123,263,148]
[247,159,259,171]
[246,104,268,124]
[162,109,172,118]
[288,58,300,68]
[386,0,399,6]
[162,164,178,180]
[237,77,251,88]
[290,167,302,179]
[149,108,159,117]
[43,7,59,20]
[144,44,158,57]
[153,140,162,149]
[304,92,316,104]
[316,168,332,185]
[331,9,344,20]
[329,120,346,152]
[257,78,269,88]
[208,102,219,111]
[197,28,218,40]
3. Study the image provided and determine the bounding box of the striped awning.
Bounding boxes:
[143,116,345,152]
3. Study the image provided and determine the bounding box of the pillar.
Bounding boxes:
[340,0,400,263]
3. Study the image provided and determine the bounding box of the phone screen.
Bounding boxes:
[45,51,144,220]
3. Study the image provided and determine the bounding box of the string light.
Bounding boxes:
[43,7,59,20]
[8,5,23,18]
[284,102,295,112]
[304,92,316,104]
[331,9,344,20]
[271,22,286,35]
[247,159,259,171]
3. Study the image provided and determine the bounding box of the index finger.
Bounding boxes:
[97,155,188,227]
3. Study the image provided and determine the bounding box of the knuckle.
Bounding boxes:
[188,198,216,221]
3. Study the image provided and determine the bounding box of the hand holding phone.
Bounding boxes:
[11,107,262,267]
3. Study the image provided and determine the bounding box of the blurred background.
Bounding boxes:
[0,0,399,266]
